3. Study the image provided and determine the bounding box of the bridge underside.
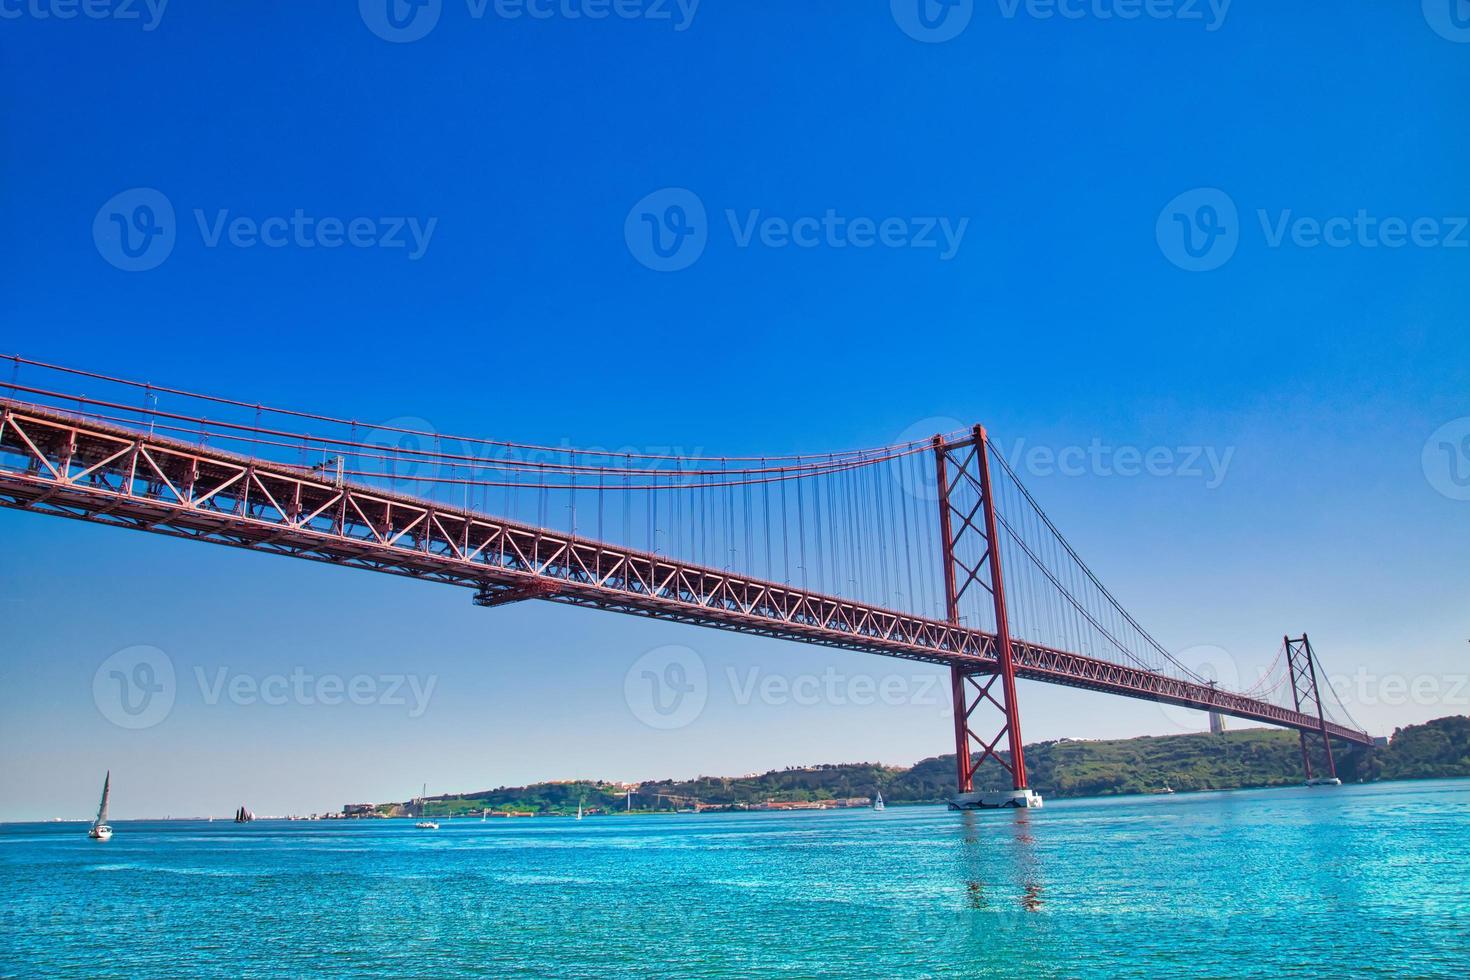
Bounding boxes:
[0,401,1371,747]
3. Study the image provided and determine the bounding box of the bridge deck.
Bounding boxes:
[0,400,1371,746]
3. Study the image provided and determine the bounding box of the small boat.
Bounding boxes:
[234,805,254,823]
[88,771,113,842]
[576,801,583,821]
[414,783,437,828]
[872,790,885,812]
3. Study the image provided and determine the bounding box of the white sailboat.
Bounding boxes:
[88,771,113,841]
[576,801,583,821]
[872,790,885,812]
[414,783,438,830]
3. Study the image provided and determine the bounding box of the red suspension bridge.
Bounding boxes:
[0,356,1369,808]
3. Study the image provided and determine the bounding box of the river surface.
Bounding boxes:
[2,779,1467,978]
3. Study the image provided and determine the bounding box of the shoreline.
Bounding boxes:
[9,774,1469,826]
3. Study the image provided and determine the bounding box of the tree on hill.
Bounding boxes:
[380,716,1469,815]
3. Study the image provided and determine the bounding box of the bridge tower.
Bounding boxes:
[1206,680,1227,734]
[934,426,1041,809]
[1284,634,1341,786]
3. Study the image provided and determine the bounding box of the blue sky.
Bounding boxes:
[1,3,1467,821]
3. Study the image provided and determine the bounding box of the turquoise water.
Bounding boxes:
[3,780,1467,978]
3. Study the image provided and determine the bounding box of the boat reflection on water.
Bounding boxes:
[955,808,1044,914]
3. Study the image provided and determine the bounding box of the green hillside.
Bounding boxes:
[1352,714,1470,781]
[393,715,1469,816]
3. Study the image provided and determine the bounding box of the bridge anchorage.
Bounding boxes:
[0,356,1372,809]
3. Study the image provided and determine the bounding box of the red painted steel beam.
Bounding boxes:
[933,435,976,794]
[972,425,1027,789]
[0,401,1373,746]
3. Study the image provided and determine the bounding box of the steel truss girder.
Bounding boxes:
[0,401,1371,746]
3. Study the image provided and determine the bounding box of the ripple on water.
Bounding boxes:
[1,781,1466,978]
